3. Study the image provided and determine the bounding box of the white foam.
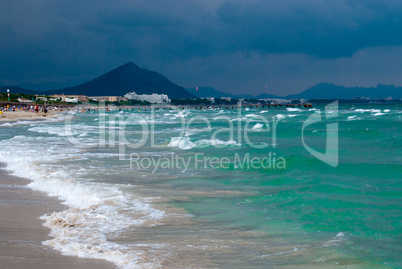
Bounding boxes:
[286,108,301,112]
[170,110,190,119]
[252,123,264,129]
[288,114,298,118]
[354,108,381,113]
[275,114,286,119]
[167,136,195,150]
[245,114,259,118]
[28,125,68,136]
[231,116,263,122]
[347,115,358,120]
[373,112,386,116]
[0,122,14,127]
[168,136,239,150]
[196,138,238,148]
[0,116,65,127]
[0,131,165,268]
[354,109,369,113]
[336,232,345,237]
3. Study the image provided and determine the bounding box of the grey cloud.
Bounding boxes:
[160,46,402,96]
[88,0,402,59]
[213,0,402,57]
[0,0,401,92]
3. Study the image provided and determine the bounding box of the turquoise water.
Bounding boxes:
[0,104,401,268]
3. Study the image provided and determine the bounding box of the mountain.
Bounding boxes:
[285,83,402,99]
[3,71,401,100]
[256,93,283,99]
[187,86,273,99]
[187,87,234,98]
[47,62,195,99]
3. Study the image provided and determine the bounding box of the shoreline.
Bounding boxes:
[0,163,116,269]
[0,110,61,122]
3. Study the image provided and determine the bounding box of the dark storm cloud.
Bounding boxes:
[91,0,402,58]
[214,0,402,58]
[1,0,402,93]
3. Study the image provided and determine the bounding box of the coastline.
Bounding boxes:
[0,110,61,122]
[0,163,116,269]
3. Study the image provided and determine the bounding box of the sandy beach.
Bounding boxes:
[0,110,60,122]
[0,163,115,269]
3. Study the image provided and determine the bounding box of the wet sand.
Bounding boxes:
[0,110,60,122]
[0,164,115,269]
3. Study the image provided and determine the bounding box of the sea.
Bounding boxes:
[0,103,401,268]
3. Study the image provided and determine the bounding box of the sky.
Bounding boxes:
[1,0,402,96]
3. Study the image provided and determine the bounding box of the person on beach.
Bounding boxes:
[44,106,48,117]
[35,105,39,114]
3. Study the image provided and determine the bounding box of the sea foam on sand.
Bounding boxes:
[0,134,165,268]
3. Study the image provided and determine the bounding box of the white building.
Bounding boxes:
[124,92,170,104]
[65,97,79,103]
[221,97,232,101]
